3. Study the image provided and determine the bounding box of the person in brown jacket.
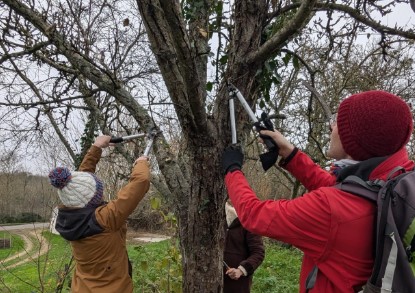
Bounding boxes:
[48,135,150,293]
[224,201,265,293]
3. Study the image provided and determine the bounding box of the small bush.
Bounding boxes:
[0,215,18,224]
[0,212,44,224]
[17,212,43,223]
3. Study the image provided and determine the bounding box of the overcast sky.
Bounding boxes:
[15,3,415,174]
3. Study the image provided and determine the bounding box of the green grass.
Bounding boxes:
[128,238,302,293]
[0,232,25,261]
[1,231,73,293]
[0,232,302,293]
[129,239,183,292]
[252,240,302,293]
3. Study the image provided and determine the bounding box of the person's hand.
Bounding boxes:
[134,156,149,164]
[259,130,294,159]
[226,268,244,280]
[221,145,244,175]
[93,135,111,149]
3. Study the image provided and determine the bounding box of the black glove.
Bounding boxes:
[221,145,244,175]
[254,122,279,152]
[259,149,278,171]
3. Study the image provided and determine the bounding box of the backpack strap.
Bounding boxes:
[382,227,398,292]
[305,265,318,293]
[336,175,384,202]
[386,166,406,180]
[370,181,398,286]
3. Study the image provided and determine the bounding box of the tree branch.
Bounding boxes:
[318,2,415,39]
[246,0,317,65]
[137,0,209,138]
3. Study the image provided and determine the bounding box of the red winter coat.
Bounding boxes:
[225,148,414,293]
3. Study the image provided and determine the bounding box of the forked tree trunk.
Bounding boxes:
[136,1,268,292]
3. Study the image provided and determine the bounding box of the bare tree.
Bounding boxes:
[1,0,415,291]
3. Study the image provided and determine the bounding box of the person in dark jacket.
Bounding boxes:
[224,200,265,293]
[221,90,414,293]
[48,135,150,293]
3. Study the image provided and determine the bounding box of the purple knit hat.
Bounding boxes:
[337,90,413,161]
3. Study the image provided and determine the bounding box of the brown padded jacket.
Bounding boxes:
[56,145,150,293]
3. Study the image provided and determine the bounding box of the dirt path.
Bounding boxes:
[127,231,171,244]
[0,224,50,270]
[3,231,50,269]
[0,223,171,270]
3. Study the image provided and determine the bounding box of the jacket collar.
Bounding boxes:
[337,156,387,182]
[369,148,414,180]
[337,148,414,182]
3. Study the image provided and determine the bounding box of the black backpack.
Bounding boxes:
[336,166,415,292]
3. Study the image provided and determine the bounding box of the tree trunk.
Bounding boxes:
[179,144,225,292]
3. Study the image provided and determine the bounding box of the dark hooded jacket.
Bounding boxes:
[224,203,265,293]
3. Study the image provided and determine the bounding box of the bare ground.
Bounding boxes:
[1,224,171,270]
[1,229,50,270]
[127,230,171,244]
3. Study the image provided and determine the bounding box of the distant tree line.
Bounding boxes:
[0,172,57,223]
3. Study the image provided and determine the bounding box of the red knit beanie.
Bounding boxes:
[337,90,413,161]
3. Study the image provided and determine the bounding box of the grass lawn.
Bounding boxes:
[252,240,302,293]
[0,232,25,261]
[127,238,302,293]
[1,231,73,293]
[1,232,302,293]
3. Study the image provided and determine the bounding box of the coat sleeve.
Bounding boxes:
[239,231,265,276]
[78,145,102,172]
[284,150,336,191]
[225,170,334,261]
[96,160,151,231]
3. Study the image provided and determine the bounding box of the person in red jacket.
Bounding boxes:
[221,90,414,293]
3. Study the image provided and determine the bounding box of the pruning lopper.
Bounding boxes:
[109,127,161,156]
[227,83,285,171]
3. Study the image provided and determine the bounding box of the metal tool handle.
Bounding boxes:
[109,133,146,143]
[223,261,231,270]
[229,96,237,145]
[109,137,123,143]
[228,85,258,123]
[143,137,154,156]
[142,128,160,156]
[228,83,280,151]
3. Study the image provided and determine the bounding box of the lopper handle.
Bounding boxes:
[257,129,279,151]
[263,136,278,151]
[255,112,279,152]
[109,133,146,143]
[109,137,123,143]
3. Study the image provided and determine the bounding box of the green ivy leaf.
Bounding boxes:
[293,55,300,70]
[206,81,213,92]
[150,197,161,210]
[219,55,228,65]
[283,53,291,66]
